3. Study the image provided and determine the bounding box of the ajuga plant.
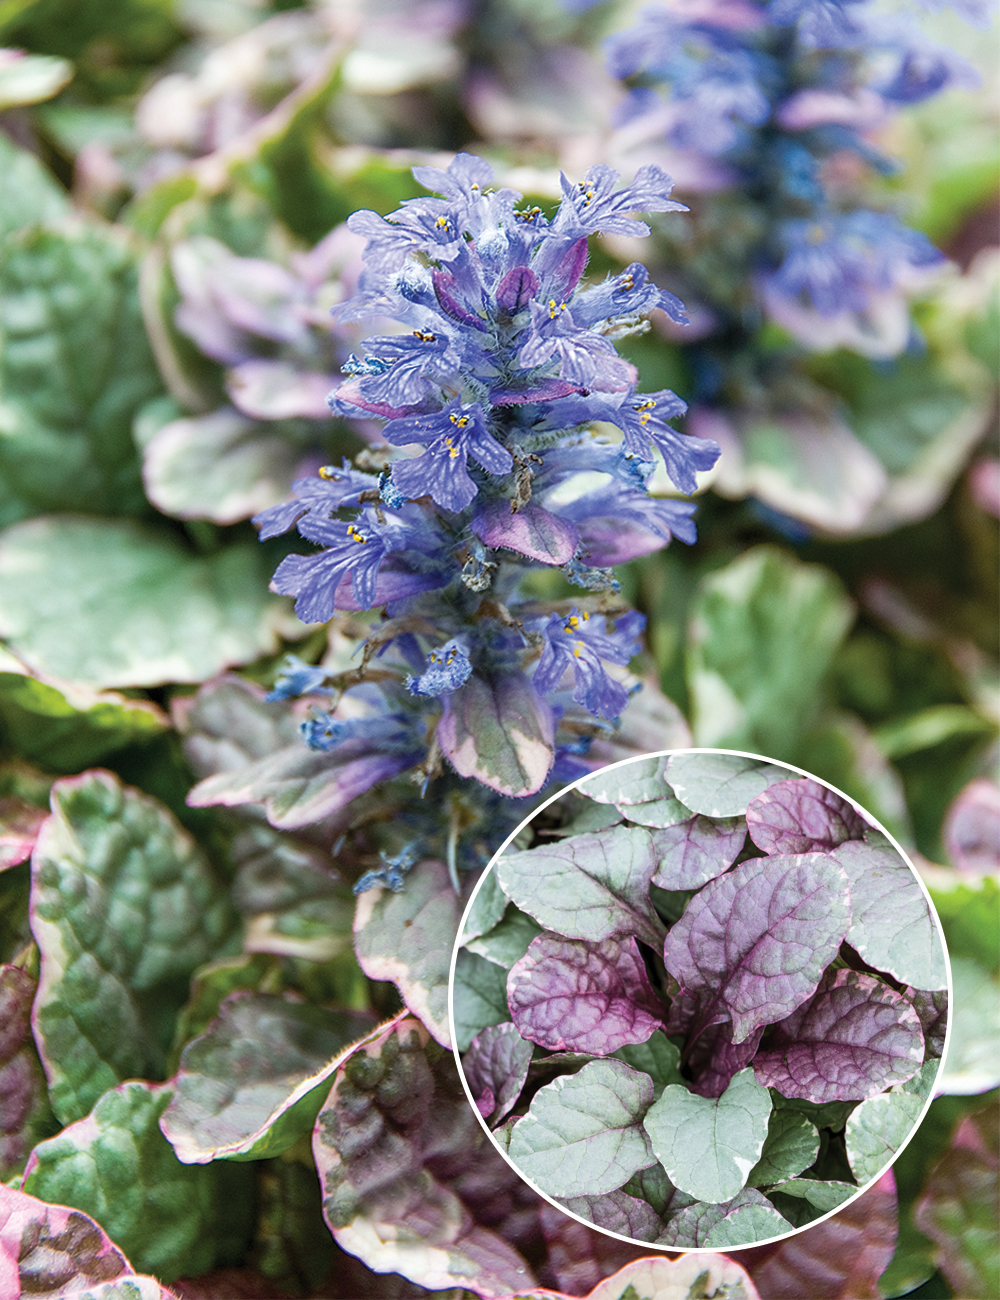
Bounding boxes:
[602,0,986,532]
[246,153,719,893]
[455,752,949,1250]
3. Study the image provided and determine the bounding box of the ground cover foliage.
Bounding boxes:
[0,0,996,1297]
[455,754,948,1249]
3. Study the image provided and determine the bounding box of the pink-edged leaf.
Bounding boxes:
[226,358,333,420]
[0,965,54,1179]
[650,814,746,890]
[496,824,665,949]
[662,853,852,1045]
[0,1183,178,1299]
[732,1169,898,1299]
[686,1020,764,1099]
[906,987,947,1060]
[313,1013,537,1298]
[537,1201,646,1297]
[560,1189,661,1243]
[913,1105,999,1299]
[471,500,578,565]
[584,1255,762,1300]
[0,798,46,871]
[332,377,428,420]
[438,670,554,797]
[354,858,461,1046]
[508,933,664,1055]
[753,968,925,1103]
[745,778,866,855]
[462,1022,533,1125]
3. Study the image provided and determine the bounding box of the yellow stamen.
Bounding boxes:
[435,216,451,230]
[413,329,437,342]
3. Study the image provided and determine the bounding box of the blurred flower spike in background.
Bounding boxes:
[250,152,717,889]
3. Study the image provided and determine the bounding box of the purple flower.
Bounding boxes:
[384,402,514,512]
[553,163,687,239]
[531,608,645,720]
[406,639,474,697]
[265,654,332,702]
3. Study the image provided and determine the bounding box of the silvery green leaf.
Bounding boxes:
[619,796,693,828]
[703,1199,794,1247]
[462,868,508,943]
[844,1091,923,1183]
[577,755,670,805]
[642,1068,772,1204]
[453,948,510,1052]
[656,1186,773,1248]
[507,1059,655,1198]
[746,1110,820,1187]
[664,751,790,817]
[769,1177,857,1212]
[613,1031,683,1100]
[465,903,543,969]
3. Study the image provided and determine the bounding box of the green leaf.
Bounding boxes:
[747,1110,820,1188]
[686,546,854,757]
[844,1092,924,1184]
[461,867,508,943]
[0,517,287,688]
[253,1155,336,1297]
[160,992,374,1163]
[702,1199,793,1247]
[577,755,671,806]
[0,51,71,108]
[0,665,166,772]
[664,750,789,817]
[30,770,237,1123]
[354,857,461,1046]
[612,1031,683,1101]
[438,670,554,798]
[642,1068,773,1204]
[21,1080,254,1283]
[465,903,543,970]
[937,956,1000,1095]
[167,952,276,1070]
[313,1013,537,1297]
[770,1091,856,1132]
[0,134,69,242]
[452,948,509,1053]
[0,222,163,527]
[929,876,1000,975]
[769,1177,857,1212]
[507,1058,655,1198]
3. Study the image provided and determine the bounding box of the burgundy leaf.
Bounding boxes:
[905,987,947,1061]
[508,933,664,1055]
[0,966,52,1180]
[732,1169,898,1299]
[463,1023,534,1126]
[752,969,924,1102]
[650,814,746,891]
[662,853,852,1045]
[471,500,579,565]
[686,1020,765,1099]
[490,378,582,405]
[746,779,866,855]
[560,1189,662,1243]
[537,1201,646,1296]
[0,798,46,871]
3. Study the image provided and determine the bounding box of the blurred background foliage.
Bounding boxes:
[0,0,996,1297]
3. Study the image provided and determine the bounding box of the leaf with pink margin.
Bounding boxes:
[913,1105,999,1300]
[752,968,924,1103]
[584,1254,762,1300]
[0,1183,178,1299]
[650,814,746,890]
[462,1022,534,1125]
[732,1169,898,1299]
[662,853,852,1045]
[508,933,664,1055]
[576,755,671,806]
[312,1013,537,1298]
[172,674,301,784]
[831,839,948,991]
[0,965,54,1179]
[438,671,554,798]
[471,499,578,565]
[159,993,375,1163]
[354,858,461,1046]
[0,798,46,871]
[559,1189,662,1243]
[496,824,664,949]
[746,778,867,855]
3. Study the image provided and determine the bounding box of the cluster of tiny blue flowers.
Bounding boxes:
[255,153,718,890]
[607,0,979,358]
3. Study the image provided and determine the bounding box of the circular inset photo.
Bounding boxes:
[449,749,950,1252]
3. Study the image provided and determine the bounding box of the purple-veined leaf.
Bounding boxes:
[22,1080,253,1283]
[471,500,578,565]
[665,752,790,817]
[0,798,46,871]
[173,673,300,780]
[685,1020,764,1099]
[559,1189,662,1243]
[30,770,236,1124]
[913,1105,999,1299]
[507,1059,656,1198]
[844,1090,923,1183]
[312,1012,538,1298]
[745,778,866,855]
[354,858,461,1045]
[462,1022,533,1125]
[732,1169,898,1299]
[752,968,925,1103]
[906,987,947,1061]
[662,852,852,1045]
[746,1111,820,1188]
[0,965,54,1180]
[496,824,664,949]
[650,813,746,890]
[438,670,554,797]
[830,839,948,990]
[577,755,671,806]
[0,1183,178,1299]
[642,1068,773,1204]
[507,933,664,1056]
[159,993,374,1163]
